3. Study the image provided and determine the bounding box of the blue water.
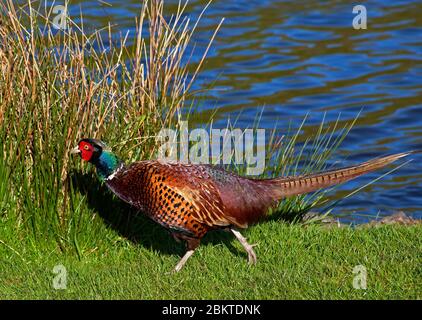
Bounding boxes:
[43,0,422,221]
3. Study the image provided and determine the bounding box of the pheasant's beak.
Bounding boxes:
[70,146,81,155]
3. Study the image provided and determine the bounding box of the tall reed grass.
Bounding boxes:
[0,0,222,247]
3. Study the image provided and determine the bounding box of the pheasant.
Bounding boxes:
[71,138,412,272]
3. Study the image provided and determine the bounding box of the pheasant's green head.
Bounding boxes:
[71,138,123,180]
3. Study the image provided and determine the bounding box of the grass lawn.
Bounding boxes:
[1,215,420,299]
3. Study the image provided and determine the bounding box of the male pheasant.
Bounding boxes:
[71,138,412,272]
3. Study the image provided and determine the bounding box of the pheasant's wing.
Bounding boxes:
[150,161,275,228]
[148,161,235,228]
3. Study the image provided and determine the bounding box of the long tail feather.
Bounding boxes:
[269,151,413,199]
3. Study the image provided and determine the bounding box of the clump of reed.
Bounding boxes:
[0,0,221,246]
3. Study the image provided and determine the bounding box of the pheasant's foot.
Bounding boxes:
[245,243,258,265]
[231,228,258,265]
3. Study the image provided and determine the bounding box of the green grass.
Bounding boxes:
[1,215,420,299]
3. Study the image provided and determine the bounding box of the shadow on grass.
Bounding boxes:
[69,170,244,259]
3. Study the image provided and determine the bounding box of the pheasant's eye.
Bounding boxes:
[83,145,89,151]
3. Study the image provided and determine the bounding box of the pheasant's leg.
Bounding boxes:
[172,237,200,273]
[173,250,195,273]
[231,228,257,265]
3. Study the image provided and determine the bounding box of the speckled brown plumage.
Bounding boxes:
[106,161,249,240]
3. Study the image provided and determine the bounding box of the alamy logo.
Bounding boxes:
[52,5,69,30]
[52,264,67,290]
[157,121,266,175]
[353,5,367,30]
[352,265,367,290]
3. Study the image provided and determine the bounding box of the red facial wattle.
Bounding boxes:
[79,141,94,161]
